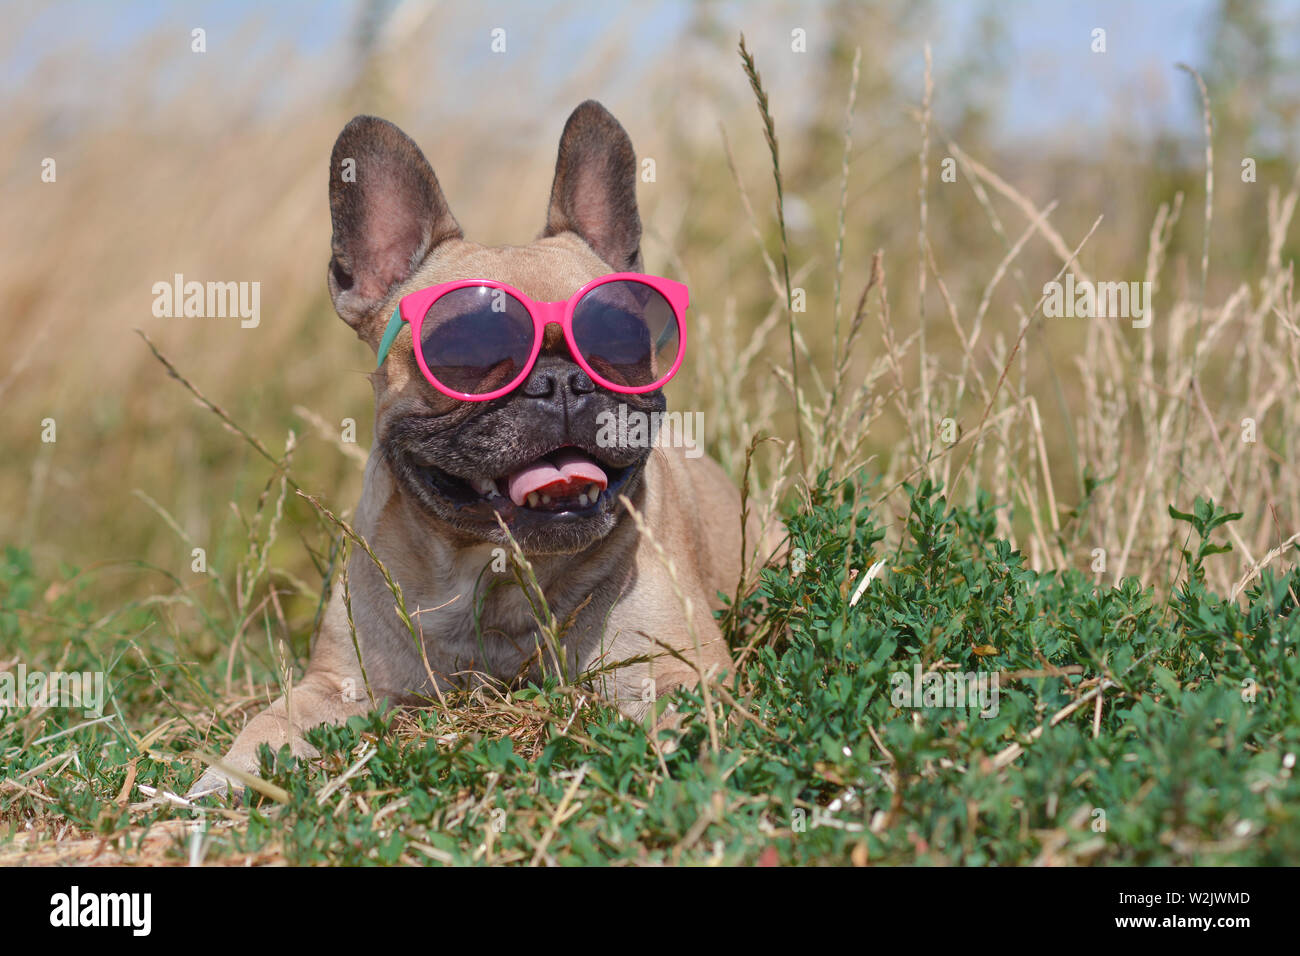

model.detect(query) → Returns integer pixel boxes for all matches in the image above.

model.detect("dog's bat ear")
[327,115,461,339]
[543,100,643,272]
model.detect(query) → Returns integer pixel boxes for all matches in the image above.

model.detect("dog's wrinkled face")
[377,236,667,554]
[325,102,661,554]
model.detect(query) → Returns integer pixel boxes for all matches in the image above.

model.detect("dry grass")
[5,3,1296,600]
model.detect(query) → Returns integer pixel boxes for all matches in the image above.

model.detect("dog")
[189,101,765,799]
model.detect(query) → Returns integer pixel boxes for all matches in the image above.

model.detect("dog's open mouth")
[419,447,635,517]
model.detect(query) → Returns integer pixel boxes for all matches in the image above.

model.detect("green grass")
[4,477,1296,865]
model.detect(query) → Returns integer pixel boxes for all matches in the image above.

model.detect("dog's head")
[326,101,665,555]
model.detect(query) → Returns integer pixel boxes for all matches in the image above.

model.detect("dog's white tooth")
[527,492,539,508]
[587,484,601,499]
[578,493,589,506]
[541,494,551,505]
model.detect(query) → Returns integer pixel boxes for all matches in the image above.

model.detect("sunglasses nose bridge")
[534,300,567,324]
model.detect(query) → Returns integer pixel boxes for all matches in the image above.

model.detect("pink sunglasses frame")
[387,272,689,402]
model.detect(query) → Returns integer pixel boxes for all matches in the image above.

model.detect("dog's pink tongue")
[507,449,608,506]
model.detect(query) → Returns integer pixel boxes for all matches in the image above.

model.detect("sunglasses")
[376,273,688,402]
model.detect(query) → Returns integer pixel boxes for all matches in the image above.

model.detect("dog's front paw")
[185,767,243,805]
[187,672,362,805]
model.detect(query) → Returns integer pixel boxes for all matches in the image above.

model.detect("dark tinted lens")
[571,280,680,389]
[419,286,534,395]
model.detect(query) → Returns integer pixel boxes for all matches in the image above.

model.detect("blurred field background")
[4,0,1300,646]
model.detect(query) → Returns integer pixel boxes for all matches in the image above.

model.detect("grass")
[3,5,1300,865]
[3,480,1297,865]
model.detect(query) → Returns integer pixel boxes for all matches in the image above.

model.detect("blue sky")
[8,0,1294,143]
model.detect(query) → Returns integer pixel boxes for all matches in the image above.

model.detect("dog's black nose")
[520,356,596,400]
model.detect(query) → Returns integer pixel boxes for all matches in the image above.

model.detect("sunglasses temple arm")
[376,307,403,368]
[655,323,675,351]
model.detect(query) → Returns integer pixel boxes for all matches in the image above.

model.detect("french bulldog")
[190,101,765,800]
